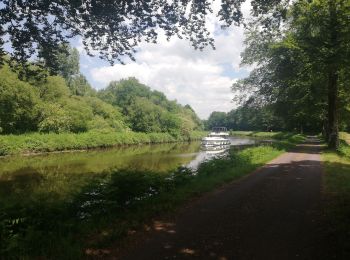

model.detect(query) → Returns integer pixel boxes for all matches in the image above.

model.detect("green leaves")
[99,78,203,134]
[0,65,41,134]
[0,0,292,71]
[232,0,350,135]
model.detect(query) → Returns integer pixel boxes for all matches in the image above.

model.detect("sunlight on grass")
[230,131,305,144]
[0,131,207,156]
[322,133,350,258]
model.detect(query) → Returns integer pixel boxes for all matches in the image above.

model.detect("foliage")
[205,112,228,129]
[126,97,174,133]
[0,55,130,134]
[234,0,350,146]
[0,51,204,137]
[322,136,350,258]
[0,0,288,72]
[98,78,203,134]
[36,76,70,101]
[56,44,96,96]
[38,103,72,133]
[206,105,284,132]
[0,65,41,134]
[56,44,80,80]
[68,74,96,96]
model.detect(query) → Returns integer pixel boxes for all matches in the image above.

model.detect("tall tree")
[206,112,228,129]
[55,44,94,96]
[235,0,350,147]
[56,44,80,81]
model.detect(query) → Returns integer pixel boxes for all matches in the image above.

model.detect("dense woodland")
[0,45,203,137]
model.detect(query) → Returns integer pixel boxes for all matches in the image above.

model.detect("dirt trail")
[120,137,329,260]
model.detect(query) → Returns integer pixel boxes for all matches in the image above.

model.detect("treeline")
[0,45,203,137]
[206,99,348,134]
[205,105,283,132]
[99,79,203,136]
[206,0,350,143]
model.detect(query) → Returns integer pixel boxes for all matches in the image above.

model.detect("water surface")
[0,137,256,201]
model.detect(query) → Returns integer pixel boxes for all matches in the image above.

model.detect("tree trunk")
[327,0,339,149]
[323,120,328,140]
[327,68,339,149]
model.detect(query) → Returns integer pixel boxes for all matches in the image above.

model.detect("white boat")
[202,144,230,155]
[201,127,231,147]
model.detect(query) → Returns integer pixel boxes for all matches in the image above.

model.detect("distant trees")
[205,105,283,132]
[205,112,227,130]
[0,58,203,135]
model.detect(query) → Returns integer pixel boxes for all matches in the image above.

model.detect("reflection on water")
[188,137,257,169]
[0,137,256,200]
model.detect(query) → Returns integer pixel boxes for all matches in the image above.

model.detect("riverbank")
[230,131,305,144]
[322,134,350,258]
[0,131,207,156]
[0,134,304,259]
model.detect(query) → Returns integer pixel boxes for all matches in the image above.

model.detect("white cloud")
[84,1,253,119]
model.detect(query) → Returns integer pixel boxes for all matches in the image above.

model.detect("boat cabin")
[208,127,229,137]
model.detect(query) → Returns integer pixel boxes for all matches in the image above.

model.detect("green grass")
[0,130,207,156]
[0,138,300,259]
[340,132,350,145]
[230,131,306,144]
[322,135,350,258]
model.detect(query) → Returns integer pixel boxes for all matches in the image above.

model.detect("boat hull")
[201,138,231,147]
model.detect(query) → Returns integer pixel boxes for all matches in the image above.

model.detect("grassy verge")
[340,131,350,145]
[0,136,302,259]
[0,130,207,156]
[322,137,350,258]
[231,131,305,144]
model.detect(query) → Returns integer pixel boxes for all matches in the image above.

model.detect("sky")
[75,1,253,119]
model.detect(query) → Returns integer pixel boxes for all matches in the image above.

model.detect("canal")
[0,137,257,200]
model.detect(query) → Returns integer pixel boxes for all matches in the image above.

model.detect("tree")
[38,103,71,133]
[206,112,228,130]
[56,44,80,81]
[68,74,95,96]
[0,65,40,133]
[36,76,70,101]
[98,78,203,134]
[126,97,164,133]
[289,0,350,147]
[55,44,95,96]
[234,0,350,147]
[0,0,287,72]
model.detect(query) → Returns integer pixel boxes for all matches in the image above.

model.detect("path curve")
[120,137,329,260]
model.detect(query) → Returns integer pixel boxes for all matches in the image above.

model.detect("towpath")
[120,137,330,260]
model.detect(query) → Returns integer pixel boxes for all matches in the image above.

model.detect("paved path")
[121,138,329,260]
